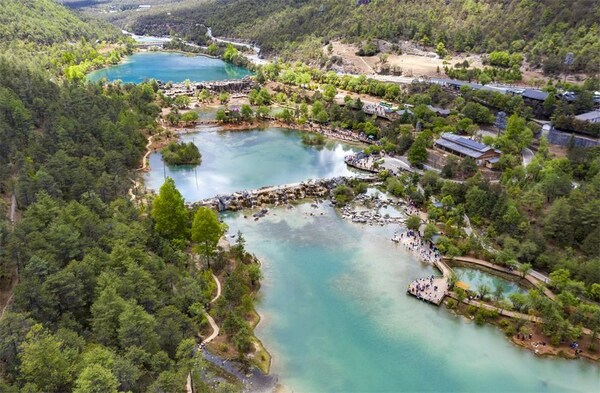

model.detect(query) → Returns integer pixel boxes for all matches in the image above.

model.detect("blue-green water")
[144,127,360,201]
[224,204,599,392]
[86,51,251,83]
[454,267,527,298]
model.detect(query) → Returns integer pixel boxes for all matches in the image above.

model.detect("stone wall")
[547,128,599,148]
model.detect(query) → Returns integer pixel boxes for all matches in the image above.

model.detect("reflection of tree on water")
[456,268,525,299]
[224,62,248,79]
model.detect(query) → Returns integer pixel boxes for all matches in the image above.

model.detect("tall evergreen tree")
[151,178,188,240]
[191,207,224,267]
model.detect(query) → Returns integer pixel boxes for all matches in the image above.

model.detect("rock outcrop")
[191,175,376,212]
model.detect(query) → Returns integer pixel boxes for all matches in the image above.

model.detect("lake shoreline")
[167,118,371,148]
[87,51,251,84]
[111,46,599,390]
[88,41,219,81]
[137,124,600,368]
[447,297,600,363]
[227,192,600,366]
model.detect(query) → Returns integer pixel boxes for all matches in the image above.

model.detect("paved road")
[203,26,539,97]
[206,27,269,66]
[522,147,534,167]
[381,156,413,173]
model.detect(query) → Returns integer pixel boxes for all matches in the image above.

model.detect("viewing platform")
[407,276,448,305]
[406,259,451,306]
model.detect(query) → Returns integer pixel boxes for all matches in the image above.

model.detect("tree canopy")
[134,0,600,74]
[151,178,189,240]
[191,207,225,264]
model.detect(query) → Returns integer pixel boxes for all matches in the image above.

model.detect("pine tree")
[191,207,224,268]
[151,177,188,240]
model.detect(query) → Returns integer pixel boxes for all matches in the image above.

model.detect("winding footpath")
[186,273,222,393]
[0,268,17,319]
[0,195,19,320]
[139,133,156,172]
[202,274,222,344]
[128,132,161,202]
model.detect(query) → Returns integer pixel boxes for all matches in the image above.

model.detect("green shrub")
[161,141,202,165]
[333,184,354,206]
[474,311,486,325]
[467,305,477,316]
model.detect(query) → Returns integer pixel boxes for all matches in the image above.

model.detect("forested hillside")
[0,0,131,78]
[0,0,120,44]
[0,2,239,391]
[132,0,600,74]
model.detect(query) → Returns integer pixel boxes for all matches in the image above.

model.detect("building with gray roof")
[434,133,501,167]
[574,109,600,123]
[522,89,549,102]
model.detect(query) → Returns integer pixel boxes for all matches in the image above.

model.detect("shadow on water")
[201,349,278,393]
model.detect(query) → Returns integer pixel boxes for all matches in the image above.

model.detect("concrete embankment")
[443,256,556,300]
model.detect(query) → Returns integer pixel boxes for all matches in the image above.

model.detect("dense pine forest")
[131,0,600,74]
[0,1,257,392]
[0,0,599,391]
[0,0,132,79]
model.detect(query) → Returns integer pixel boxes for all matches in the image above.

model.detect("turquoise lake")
[454,267,527,298]
[143,127,360,201]
[143,126,600,391]
[86,51,251,83]
[223,204,599,393]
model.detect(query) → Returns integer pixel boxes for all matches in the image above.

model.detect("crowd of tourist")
[344,153,377,172]
[396,229,442,265]
[395,222,448,304]
[407,275,443,303]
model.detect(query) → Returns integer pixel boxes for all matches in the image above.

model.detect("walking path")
[447,292,542,322]
[9,194,16,225]
[399,227,451,305]
[446,292,593,336]
[401,229,557,309]
[186,273,222,393]
[128,130,169,202]
[0,267,18,320]
[202,274,222,344]
[1,195,19,320]
[138,133,156,171]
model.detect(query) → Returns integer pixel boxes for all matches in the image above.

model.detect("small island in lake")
[161,141,202,165]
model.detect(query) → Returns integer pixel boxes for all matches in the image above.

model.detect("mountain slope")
[0,2,213,392]
[0,0,120,45]
[131,0,600,74]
